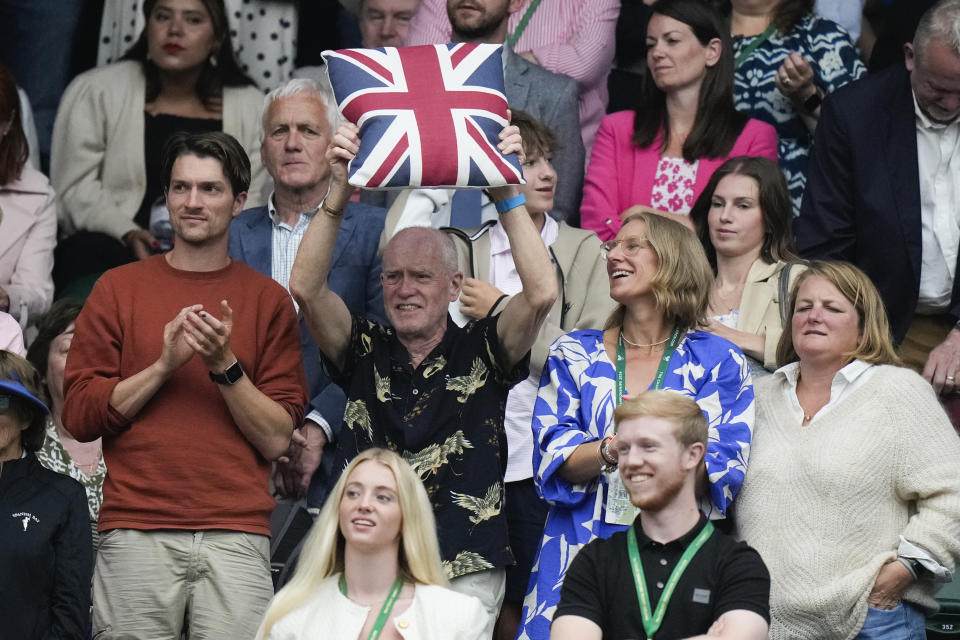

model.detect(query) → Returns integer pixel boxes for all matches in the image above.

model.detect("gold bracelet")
[321,201,344,218]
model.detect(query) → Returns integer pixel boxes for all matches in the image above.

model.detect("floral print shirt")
[36,420,105,527]
[328,314,529,579]
[733,14,865,214]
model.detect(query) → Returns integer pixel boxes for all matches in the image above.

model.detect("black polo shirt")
[555,514,770,639]
[328,314,528,578]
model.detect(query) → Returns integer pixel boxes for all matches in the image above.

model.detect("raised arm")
[488,127,558,369]
[288,124,358,373]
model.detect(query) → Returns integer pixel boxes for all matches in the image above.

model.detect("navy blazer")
[229,201,386,504]
[797,65,959,342]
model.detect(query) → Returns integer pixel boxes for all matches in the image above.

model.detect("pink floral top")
[651,156,699,214]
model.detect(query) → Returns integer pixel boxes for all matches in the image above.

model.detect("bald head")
[385,227,459,275]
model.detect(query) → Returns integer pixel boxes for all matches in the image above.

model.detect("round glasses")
[600,237,649,261]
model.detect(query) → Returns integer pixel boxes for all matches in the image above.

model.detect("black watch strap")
[802,91,822,113]
[209,360,244,385]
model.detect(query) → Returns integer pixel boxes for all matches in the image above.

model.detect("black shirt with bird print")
[328,314,529,578]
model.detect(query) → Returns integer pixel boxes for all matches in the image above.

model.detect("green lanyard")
[616,328,681,405]
[733,23,776,69]
[339,575,404,640]
[627,520,715,639]
[506,0,543,49]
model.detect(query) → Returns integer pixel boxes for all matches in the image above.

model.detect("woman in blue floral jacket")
[516,212,755,640]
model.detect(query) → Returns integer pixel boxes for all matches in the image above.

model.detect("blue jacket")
[229,201,386,505]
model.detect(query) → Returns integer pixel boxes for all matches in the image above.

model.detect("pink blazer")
[581,110,779,241]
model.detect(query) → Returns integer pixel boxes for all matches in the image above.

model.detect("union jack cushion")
[322,43,524,189]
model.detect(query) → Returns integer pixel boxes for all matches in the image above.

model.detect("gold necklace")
[620,332,669,349]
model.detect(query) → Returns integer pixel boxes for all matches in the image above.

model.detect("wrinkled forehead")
[384,229,448,272]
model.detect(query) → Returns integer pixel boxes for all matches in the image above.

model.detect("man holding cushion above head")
[289,119,558,637]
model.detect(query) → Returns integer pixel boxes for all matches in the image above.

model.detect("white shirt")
[268,194,318,313]
[914,92,960,313]
[392,188,499,238]
[487,216,558,482]
[266,574,488,640]
[771,359,876,424]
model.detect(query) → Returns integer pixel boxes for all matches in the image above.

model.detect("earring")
[209,53,218,68]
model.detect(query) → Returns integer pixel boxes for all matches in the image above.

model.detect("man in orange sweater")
[62,132,308,640]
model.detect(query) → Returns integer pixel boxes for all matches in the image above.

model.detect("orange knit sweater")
[63,255,307,535]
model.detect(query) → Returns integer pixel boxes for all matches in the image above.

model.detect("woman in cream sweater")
[51,0,265,292]
[735,260,960,639]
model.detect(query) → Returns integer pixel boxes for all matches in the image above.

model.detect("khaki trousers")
[900,314,954,373]
[449,567,506,640]
[92,529,273,640]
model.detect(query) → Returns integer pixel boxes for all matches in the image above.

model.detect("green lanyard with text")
[627,520,715,639]
[339,575,404,640]
[616,328,681,404]
[733,23,776,69]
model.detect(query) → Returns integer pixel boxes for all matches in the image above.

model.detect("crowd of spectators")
[2,0,960,639]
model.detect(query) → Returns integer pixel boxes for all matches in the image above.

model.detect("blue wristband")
[494,193,526,214]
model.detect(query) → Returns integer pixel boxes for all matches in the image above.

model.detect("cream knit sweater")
[736,365,960,640]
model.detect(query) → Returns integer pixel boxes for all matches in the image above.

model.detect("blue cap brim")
[0,379,49,415]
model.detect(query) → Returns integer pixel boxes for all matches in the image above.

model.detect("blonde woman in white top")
[257,448,488,640]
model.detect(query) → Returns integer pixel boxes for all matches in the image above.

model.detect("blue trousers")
[854,603,926,640]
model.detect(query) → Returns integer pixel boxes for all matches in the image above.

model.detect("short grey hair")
[261,76,341,136]
[914,0,960,59]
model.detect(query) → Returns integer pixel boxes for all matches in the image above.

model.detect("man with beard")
[550,392,769,640]
[382,0,584,231]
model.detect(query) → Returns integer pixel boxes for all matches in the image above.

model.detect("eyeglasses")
[600,237,650,261]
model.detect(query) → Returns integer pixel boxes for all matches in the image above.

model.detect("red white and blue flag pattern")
[322,43,524,189]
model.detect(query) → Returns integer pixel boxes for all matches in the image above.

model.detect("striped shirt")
[268,195,318,313]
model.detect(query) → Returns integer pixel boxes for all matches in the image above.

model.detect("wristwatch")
[802,91,822,114]
[209,360,244,385]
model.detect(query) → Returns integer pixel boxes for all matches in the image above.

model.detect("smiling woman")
[256,448,489,640]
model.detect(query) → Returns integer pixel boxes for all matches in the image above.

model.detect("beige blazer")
[738,258,806,370]
[446,220,615,376]
[51,61,267,241]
